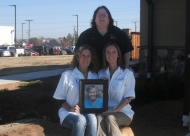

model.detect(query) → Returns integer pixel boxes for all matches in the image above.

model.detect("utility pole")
[25,20,33,44]
[22,23,25,45]
[72,15,78,38]
[132,21,137,32]
[73,26,76,46]
[9,5,16,46]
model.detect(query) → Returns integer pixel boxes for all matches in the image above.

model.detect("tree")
[29,38,43,46]
[65,33,74,48]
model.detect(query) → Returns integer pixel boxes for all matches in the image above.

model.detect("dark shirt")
[75,26,133,66]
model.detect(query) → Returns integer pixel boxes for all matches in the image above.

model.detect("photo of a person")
[84,85,103,108]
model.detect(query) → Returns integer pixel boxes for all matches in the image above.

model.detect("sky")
[0,0,140,39]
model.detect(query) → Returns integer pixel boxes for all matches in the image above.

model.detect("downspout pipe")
[146,0,154,79]
[182,0,190,127]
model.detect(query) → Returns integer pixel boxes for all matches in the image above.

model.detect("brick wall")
[138,47,185,78]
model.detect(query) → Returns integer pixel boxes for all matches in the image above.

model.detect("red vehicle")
[48,46,61,55]
[24,49,39,56]
[24,44,33,49]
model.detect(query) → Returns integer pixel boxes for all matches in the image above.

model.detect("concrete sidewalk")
[0,69,139,86]
[0,61,139,86]
[0,69,66,85]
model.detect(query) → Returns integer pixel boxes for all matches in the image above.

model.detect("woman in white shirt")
[53,45,99,136]
[97,42,135,136]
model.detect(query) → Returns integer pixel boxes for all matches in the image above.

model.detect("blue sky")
[0,0,140,39]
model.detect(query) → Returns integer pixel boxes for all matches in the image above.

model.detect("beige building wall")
[140,0,148,46]
[140,1,190,134]
[140,0,186,47]
[139,0,186,77]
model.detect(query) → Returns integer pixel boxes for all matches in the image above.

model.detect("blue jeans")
[62,113,97,136]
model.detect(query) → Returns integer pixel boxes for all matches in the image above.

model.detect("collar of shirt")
[73,67,97,79]
[105,66,123,79]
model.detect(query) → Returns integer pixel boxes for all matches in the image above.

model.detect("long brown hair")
[102,42,125,69]
[70,44,100,73]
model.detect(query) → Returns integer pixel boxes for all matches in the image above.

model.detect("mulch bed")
[0,76,189,136]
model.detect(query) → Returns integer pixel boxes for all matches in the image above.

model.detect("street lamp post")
[22,23,25,45]
[72,15,78,38]
[25,20,33,44]
[9,5,16,46]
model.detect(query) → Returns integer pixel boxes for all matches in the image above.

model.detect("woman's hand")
[70,105,80,113]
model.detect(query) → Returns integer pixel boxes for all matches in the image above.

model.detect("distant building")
[0,26,14,45]
[122,28,140,60]
[122,28,132,36]
[131,32,140,60]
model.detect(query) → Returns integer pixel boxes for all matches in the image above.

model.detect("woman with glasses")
[75,5,133,69]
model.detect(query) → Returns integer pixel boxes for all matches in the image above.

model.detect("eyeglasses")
[96,13,108,18]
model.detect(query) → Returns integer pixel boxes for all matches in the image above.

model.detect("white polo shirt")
[53,67,98,124]
[98,67,135,120]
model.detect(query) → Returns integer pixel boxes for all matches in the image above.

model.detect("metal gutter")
[146,0,154,79]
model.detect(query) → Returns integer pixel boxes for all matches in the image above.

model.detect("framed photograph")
[79,79,108,113]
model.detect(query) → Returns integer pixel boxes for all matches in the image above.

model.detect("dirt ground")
[0,56,189,136]
[0,83,188,136]
[0,55,73,76]
[131,99,188,136]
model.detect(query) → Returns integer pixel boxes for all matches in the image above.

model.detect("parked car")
[0,47,11,57]
[24,49,39,56]
[32,45,47,55]
[0,46,24,56]
[60,48,74,55]
[60,48,67,55]
[48,46,61,55]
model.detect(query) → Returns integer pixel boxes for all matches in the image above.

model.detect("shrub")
[0,76,60,124]
[134,74,184,107]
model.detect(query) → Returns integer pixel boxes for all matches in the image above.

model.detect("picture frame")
[79,79,108,113]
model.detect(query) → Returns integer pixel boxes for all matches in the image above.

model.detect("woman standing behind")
[97,42,135,136]
[53,45,99,136]
[75,5,133,68]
